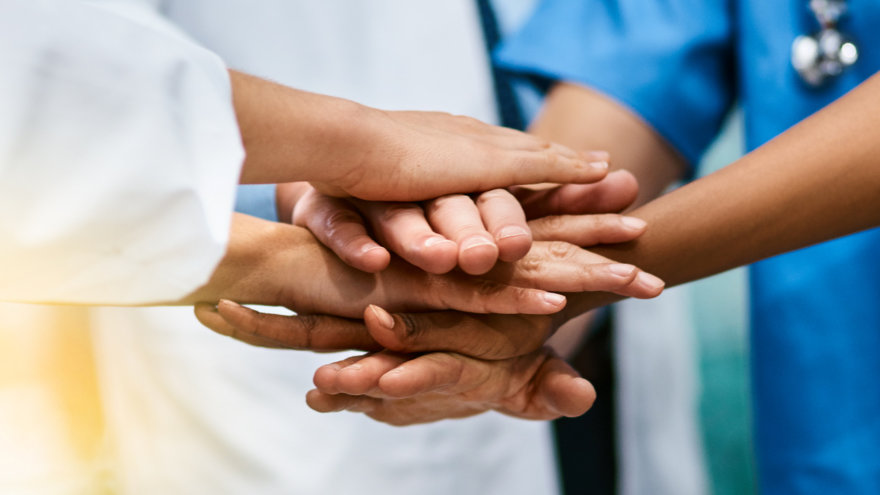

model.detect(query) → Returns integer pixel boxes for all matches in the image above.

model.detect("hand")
[306,347,595,426]
[309,110,612,201]
[185,214,574,319]
[193,303,594,425]
[193,212,665,352]
[232,73,612,200]
[277,170,641,274]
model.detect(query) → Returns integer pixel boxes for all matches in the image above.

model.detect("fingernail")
[359,243,384,255]
[461,236,495,251]
[496,226,530,240]
[583,150,610,162]
[369,305,395,329]
[218,299,243,310]
[620,217,647,230]
[543,292,566,307]
[608,264,636,277]
[424,236,454,248]
[636,272,665,291]
[588,161,609,171]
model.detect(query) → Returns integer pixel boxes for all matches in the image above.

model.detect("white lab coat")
[0,0,242,304]
[92,1,559,494]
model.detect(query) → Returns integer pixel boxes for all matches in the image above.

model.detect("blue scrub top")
[497,1,880,493]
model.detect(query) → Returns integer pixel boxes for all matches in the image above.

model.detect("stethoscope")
[791,0,859,87]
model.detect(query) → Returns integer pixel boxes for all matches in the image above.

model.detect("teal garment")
[496,1,880,493]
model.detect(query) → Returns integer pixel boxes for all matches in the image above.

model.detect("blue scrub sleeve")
[234,184,278,222]
[495,0,736,170]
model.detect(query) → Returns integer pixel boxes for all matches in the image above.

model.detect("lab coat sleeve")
[495,0,736,170]
[0,0,244,305]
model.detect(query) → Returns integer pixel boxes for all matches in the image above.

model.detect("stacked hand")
[191,75,666,425]
[195,162,664,425]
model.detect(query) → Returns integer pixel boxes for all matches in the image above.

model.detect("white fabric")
[93,1,558,494]
[0,0,242,304]
[615,287,709,495]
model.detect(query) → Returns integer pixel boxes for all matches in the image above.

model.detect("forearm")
[231,71,379,185]
[563,72,880,319]
[182,213,315,305]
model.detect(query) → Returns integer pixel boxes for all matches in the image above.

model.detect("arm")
[301,72,880,426]
[231,73,612,200]
[564,71,880,318]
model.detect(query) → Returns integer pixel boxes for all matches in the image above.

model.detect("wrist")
[184,214,312,305]
[233,70,383,185]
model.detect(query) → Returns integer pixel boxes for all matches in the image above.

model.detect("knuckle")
[295,314,319,348]
[397,313,423,344]
[427,194,468,215]
[516,254,543,275]
[322,207,363,231]
[377,203,420,224]
[476,188,512,206]
[546,240,578,260]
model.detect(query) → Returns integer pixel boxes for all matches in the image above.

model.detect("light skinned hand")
[306,346,595,426]
[233,73,612,200]
[277,170,641,274]
[308,110,612,201]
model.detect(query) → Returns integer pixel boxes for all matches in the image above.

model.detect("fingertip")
[193,302,232,336]
[634,271,665,298]
[412,236,458,274]
[545,375,596,418]
[620,216,647,232]
[350,244,391,273]
[495,226,532,262]
[540,292,567,313]
[305,389,340,413]
[458,236,499,275]
[216,299,252,323]
[363,307,405,351]
[336,365,374,395]
[582,150,610,163]
[312,363,343,393]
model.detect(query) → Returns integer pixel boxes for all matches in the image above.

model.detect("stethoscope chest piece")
[791,0,859,87]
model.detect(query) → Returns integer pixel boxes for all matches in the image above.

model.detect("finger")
[313,354,370,395]
[512,169,639,218]
[528,214,647,245]
[364,305,551,359]
[197,300,381,351]
[533,354,596,418]
[488,242,665,299]
[475,189,532,262]
[293,191,390,272]
[496,146,610,189]
[194,303,301,349]
[377,352,474,398]
[335,351,411,396]
[425,194,499,275]
[306,389,381,414]
[419,269,569,315]
[356,201,458,274]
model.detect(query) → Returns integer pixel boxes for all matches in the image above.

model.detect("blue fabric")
[497,1,880,493]
[234,184,278,221]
